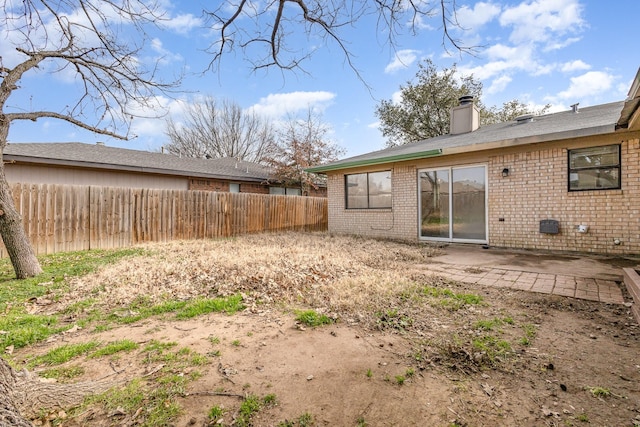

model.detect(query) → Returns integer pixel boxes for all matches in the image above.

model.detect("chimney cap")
[458,95,475,105]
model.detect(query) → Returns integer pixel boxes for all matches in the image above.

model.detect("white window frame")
[417,164,488,244]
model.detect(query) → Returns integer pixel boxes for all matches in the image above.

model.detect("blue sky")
[4,0,639,158]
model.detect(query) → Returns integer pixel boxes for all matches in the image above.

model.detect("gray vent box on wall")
[540,219,560,234]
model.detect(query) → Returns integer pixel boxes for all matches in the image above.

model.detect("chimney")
[450,96,480,135]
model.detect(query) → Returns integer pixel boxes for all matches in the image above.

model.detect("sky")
[3,0,639,159]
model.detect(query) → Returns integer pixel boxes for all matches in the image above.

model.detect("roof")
[4,142,273,182]
[307,100,627,173]
[617,67,640,131]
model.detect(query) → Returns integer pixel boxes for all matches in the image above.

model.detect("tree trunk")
[0,358,33,427]
[0,357,123,426]
[0,153,42,279]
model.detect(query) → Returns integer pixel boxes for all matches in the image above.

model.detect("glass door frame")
[417,164,488,244]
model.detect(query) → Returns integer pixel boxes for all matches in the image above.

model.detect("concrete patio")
[423,244,640,305]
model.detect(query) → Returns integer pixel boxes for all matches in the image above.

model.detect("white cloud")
[367,121,380,129]
[531,63,555,76]
[151,38,164,52]
[128,96,186,139]
[149,38,183,65]
[249,91,336,118]
[543,36,581,52]
[486,75,513,94]
[391,90,403,105]
[499,0,585,47]
[460,60,517,81]
[384,50,420,74]
[561,60,591,73]
[485,43,531,62]
[456,2,501,30]
[454,0,590,95]
[618,82,632,97]
[557,71,614,100]
[460,44,546,80]
[160,13,204,34]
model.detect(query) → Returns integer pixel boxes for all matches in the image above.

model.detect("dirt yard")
[11,233,640,427]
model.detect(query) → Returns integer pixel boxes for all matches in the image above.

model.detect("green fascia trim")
[306,148,443,173]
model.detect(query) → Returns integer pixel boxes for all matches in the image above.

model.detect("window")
[269,187,285,195]
[568,145,620,191]
[229,183,240,193]
[269,187,302,196]
[345,171,392,209]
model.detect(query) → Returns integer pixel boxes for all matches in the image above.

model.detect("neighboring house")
[3,142,326,197]
[308,69,640,255]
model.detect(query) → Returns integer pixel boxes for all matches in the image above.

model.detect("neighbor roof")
[307,101,626,173]
[4,142,273,182]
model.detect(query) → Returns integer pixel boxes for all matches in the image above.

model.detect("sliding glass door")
[419,165,487,243]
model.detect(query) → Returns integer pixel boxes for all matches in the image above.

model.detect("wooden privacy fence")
[0,183,328,257]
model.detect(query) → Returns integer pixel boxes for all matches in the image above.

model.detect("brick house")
[308,69,640,255]
[4,142,326,197]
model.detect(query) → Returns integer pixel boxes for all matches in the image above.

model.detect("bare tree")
[266,109,344,194]
[204,1,469,76]
[0,0,177,278]
[164,97,277,163]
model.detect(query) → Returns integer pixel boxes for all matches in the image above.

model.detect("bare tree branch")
[0,0,181,280]
[205,0,474,82]
[5,112,127,140]
[1,0,179,145]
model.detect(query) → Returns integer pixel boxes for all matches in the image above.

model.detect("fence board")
[0,184,326,257]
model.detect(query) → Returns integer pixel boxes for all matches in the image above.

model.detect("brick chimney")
[450,95,480,135]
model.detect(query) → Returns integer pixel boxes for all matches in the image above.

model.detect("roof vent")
[96,141,105,146]
[515,114,534,124]
[571,103,579,113]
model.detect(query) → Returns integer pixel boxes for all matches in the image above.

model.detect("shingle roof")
[4,142,273,182]
[308,101,626,173]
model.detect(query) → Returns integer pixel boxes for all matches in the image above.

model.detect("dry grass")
[58,232,442,326]
[56,233,514,373]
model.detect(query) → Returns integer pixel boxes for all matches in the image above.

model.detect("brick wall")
[326,134,640,255]
[326,165,417,240]
[189,179,230,192]
[308,187,327,197]
[488,136,640,254]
